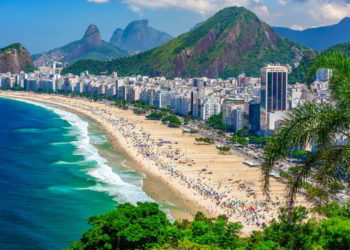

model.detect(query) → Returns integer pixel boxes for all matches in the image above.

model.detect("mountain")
[110,20,173,52]
[64,7,312,79]
[325,42,350,57]
[0,43,35,74]
[289,41,350,84]
[33,24,128,66]
[274,17,350,51]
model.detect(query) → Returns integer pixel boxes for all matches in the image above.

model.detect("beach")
[0,91,311,233]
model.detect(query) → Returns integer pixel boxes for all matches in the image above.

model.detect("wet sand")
[0,91,312,234]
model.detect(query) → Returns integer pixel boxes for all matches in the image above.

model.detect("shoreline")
[1,93,202,221]
[0,91,311,234]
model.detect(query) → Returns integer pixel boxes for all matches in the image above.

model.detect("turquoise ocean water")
[0,97,152,249]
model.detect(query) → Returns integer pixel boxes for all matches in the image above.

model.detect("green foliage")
[133,101,154,110]
[147,112,164,120]
[70,203,350,250]
[63,7,309,79]
[162,115,182,127]
[312,202,350,219]
[69,203,170,250]
[216,146,231,153]
[289,50,316,84]
[0,43,22,52]
[206,113,227,131]
[231,136,248,146]
[114,99,129,109]
[291,150,309,159]
[261,52,350,220]
[133,109,147,115]
[195,137,214,144]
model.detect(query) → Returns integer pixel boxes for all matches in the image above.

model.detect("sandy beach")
[0,91,311,234]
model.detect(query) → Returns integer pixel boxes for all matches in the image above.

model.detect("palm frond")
[307,52,350,85]
[261,102,344,196]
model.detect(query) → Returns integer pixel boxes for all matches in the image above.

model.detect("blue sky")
[1,0,350,54]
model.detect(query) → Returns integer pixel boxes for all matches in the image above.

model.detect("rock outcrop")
[0,43,35,74]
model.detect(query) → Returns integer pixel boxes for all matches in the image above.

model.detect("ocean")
[0,97,152,249]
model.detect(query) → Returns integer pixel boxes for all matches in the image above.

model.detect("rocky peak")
[339,17,350,25]
[0,43,35,74]
[82,24,102,48]
[127,20,149,31]
[110,28,124,46]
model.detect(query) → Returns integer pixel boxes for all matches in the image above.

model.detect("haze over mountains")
[274,17,350,51]
[33,24,127,66]
[64,7,312,79]
[110,20,173,53]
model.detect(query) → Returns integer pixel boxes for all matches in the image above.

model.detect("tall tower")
[260,65,288,130]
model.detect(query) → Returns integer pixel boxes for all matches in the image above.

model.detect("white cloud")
[278,0,287,6]
[290,24,305,30]
[306,0,350,25]
[86,0,261,15]
[254,5,269,17]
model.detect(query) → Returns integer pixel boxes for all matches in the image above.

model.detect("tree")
[162,115,182,127]
[216,146,231,154]
[69,203,171,250]
[261,52,350,222]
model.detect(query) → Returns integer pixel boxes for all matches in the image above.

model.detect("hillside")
[274,17,350,51]
[33,24,127,66]
[110,20,173,52]
[64,7,312,78]
[289,42,350,83]
[325,42,350,56]
[0,43,35,74]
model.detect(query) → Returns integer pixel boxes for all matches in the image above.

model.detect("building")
[200,97,221,120]
[153,91,173,109]
[316,68,332,82]
[260,65,288,132]
[248,100,260,133]
[222,99,245,131]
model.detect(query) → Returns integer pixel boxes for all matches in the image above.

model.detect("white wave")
[51,141,71,146]
[18,99,154,204]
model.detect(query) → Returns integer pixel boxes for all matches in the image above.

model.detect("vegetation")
[133,109,147,115]
[162,115,182,127]
[206,113,227,131]
[63,7,309,79]
[114,99,129,109]
[69,202,350,250]
[289,42,350,84]
[0,43,23,52]
[261,52,350,221]
[289,50,316,84]
[291,150,309,159]
[216,146,231,154]
[195,137,214,144]
[146,112,164,120]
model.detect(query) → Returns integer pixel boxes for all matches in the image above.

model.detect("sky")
[1,0,350,54]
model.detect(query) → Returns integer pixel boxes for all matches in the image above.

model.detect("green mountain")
[325,42,350,56]
[289,42,350,83]
[33,24,127,66]
[274,17,350,51]
[0,43,35,74]
[110,20,173,52]
[64,7,312,78]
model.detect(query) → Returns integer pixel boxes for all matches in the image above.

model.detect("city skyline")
[1,0,350,54]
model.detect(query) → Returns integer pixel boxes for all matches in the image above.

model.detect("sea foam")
[18,99,153,204]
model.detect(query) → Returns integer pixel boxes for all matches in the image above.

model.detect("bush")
[195,137,214,144]
[162,115,182,127]
[69,203,350,250]
[147,112,163,120]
